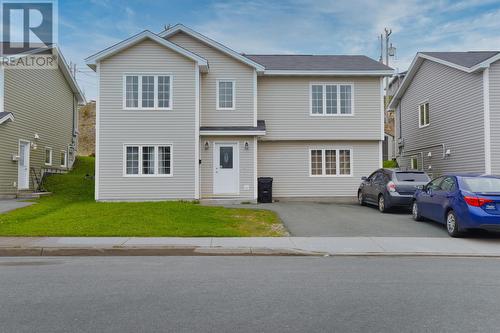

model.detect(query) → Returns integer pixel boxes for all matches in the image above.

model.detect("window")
[427,177,444,191]
[310,84,353,116]
[44,147,52,166]
[310,148,352,176]
[123,74,172,110]
[440,177,456,192]
[60,150,67,168]
[410,157,418,170]
[124,145,172,176]
[217,80,235,110]
[419,102,430,127]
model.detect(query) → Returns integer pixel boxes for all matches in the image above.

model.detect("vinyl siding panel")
[167,32,255,127]
[258,140,380,197]
[200,136,255,198]
[398,60,485,175]
[490,60,500,174]
[98,39,197,200]
[257,76,382,140]
[0,67,75,196]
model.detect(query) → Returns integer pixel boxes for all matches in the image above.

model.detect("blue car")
[412,174,500,237]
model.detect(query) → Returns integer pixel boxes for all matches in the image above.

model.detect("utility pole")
[379,28,396,130]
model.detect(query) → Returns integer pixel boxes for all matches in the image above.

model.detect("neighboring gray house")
[389,51,500,177]
[86,25,392,202]
[0,47,85,198]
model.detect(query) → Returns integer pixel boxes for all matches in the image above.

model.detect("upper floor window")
[310,148,352,176]
[310,83,353,116]
[217,80,235,110]
[124,74,172,110]
[419,102,429,128]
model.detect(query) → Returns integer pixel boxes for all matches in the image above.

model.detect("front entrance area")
[213,142,239,195]
[18,140,30,190]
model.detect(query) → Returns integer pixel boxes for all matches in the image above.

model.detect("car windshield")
[461,177,500,194]
[395,172,429,182]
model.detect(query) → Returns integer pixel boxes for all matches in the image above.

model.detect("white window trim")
[308,148,353,177]
[309,82,355,117]
[60,150,67,168]
[410,156,419,170]
[216,79,236,111]
[122,144,173,177]
[122,73,173,111]
[418,101,430,128]
[44,147,52,166]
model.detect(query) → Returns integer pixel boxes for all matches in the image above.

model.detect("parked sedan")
[412,174,500,237]
[358,169,431,213]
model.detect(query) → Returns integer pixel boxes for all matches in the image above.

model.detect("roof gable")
[158,24,265,72]
[85,30,208,71]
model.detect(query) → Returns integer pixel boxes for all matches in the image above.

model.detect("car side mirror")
[361,176,368,181]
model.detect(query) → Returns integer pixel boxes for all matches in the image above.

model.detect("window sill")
[123,108,173,111]
[309,174,353,178]
[216,108,236,111]
[309,113,354,117]
[418,124,430,129]
[123,174,173,178]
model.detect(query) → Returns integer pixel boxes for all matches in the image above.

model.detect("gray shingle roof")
[242,54,392,71]
[0,112,14,124]
[200,120,266,132]
[421,51,500,68]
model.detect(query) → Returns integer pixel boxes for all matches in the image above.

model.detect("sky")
[55,0,500,100]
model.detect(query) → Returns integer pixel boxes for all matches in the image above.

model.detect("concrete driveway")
[0,200,33,214]
[246,202,450,237]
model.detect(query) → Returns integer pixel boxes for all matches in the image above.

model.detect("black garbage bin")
[258,177,273,203]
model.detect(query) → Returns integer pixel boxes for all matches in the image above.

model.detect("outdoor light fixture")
[34,133,40,140]
[244,142,249,150]
[427,152,432,158]
[204,141,209,150]
[445,149,451,156]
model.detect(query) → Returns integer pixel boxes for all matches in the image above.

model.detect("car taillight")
[463,196,493,207]
[387,181,397,193]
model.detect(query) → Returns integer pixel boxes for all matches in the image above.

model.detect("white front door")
[18,141,30,190]
[213,143,239,195]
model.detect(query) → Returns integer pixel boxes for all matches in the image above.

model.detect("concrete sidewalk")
[1,237,500,257]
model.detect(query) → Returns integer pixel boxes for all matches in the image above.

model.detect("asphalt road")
[2,256,500,333]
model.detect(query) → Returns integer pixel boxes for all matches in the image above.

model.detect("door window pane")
[142,75,154,108]
[311,150,323,175]
[158,146,171,175]
[142,146,155,175]
[126,146,139,175]
[219,147,233,169]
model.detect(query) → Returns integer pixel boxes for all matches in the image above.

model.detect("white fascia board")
[0,113,14,124]
[200,130,266,136]
[263,70,394,76]
[54,47,86,104]
[85,30,208,70]
[159,24,265,72]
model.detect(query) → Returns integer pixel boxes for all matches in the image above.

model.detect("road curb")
[0,246,325,257]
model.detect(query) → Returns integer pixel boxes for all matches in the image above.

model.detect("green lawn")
[0,157,286,237]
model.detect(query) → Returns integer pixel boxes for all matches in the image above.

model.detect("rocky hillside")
[78,101,96,156]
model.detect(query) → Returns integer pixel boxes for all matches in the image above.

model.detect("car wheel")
[378,195,388,213]
[358,191,366,206]
[446,210,462,237]
[412,201,423,221]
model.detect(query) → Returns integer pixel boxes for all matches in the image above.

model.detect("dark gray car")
[358,169,431,213]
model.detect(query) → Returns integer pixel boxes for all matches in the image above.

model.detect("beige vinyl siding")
[257,76,382,141]
[167,32,255,127]
[98,39,197,201]
[258,140,379,197]
[490,60,500,174]
[200,136,255,198]
[0,68,76,196]
[397,59,485,175]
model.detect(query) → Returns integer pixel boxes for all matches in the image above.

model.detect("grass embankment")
[0,157,285,237]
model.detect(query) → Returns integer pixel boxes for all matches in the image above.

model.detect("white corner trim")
[95,62,101,201]
[159,24,265,72]
[380,77,384,141]
[0,67,4,114]
[379,141,383,168]
[253,137,258,200]
[253,71,257,127]
[85,30,208,69]
[195,64,200,199]
[483,68,492,174]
